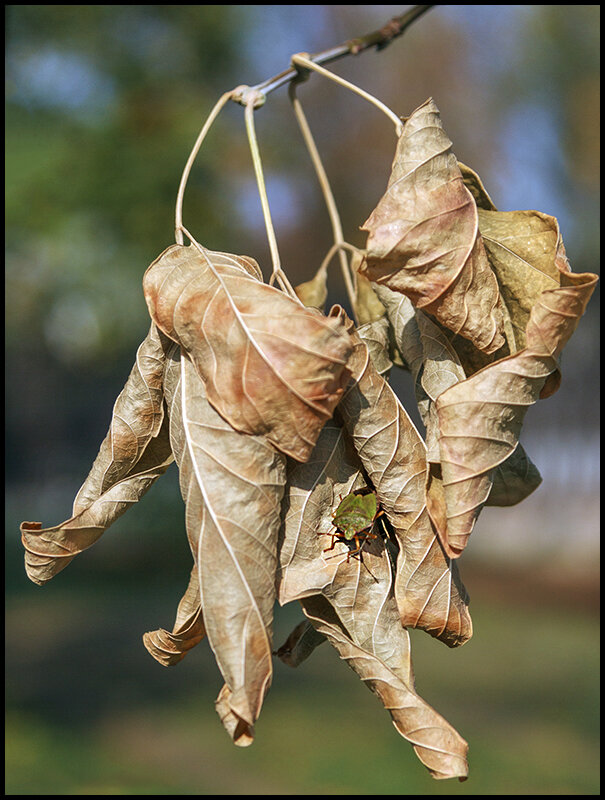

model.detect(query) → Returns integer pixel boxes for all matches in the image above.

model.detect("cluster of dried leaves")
[21,99,597,781]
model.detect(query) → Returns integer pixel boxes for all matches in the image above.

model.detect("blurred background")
[5,5,599,794]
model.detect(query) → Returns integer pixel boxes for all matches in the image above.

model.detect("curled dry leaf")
[21,324,174,585]
[162,345,286,745]
[143,564,206,666]
[486,445,542,507]
[294,265,328,310]
[279,421,407,676]
[300,594,469,781]
[478,208,582,359]
[143,243,353,463]
[375,283,542,507]
[458,161,497,212]
[356,315,393,377]
[277,423,468,778]
[360,98,504,355]
[277,420,371,605]
[274,619,326,668]
[276,416,411,672]
[331,306,472,647]
[433,265,598,558]
[350,247,387,326]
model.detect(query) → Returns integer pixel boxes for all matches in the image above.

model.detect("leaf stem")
[290,53,403,137]
[175,90,234,245]
[242,90,300,301]
[289,82,357,312]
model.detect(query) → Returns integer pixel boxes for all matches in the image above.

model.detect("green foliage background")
[6,5,599,795]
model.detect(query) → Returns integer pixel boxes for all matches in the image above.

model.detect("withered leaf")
[278,417,414,681]
[458,161,497,211]
[433,266,598,558]
[277,420,369,605]
[300,594,469,781]
[332,306,472,647]
[163,345,286,745]
[143,565,206,666]
[21,324,174,585]
[274,619,326,668]
[294,265,328,310]
[351,248,387,326]
[478,207,580,357]
[356,315,393,376]
[486,444,542,507]
[278,421,467,778]
[360,98,505,355]
[143,243,353,463]
[375,283,542,506]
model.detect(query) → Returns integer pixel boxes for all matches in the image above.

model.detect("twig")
[239,5,435,101]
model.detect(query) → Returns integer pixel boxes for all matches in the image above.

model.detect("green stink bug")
[323,489,385,563]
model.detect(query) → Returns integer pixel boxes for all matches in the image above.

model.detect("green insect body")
[323,490,384,562]
[332,491,378,540]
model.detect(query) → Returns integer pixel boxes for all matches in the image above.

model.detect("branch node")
[231,85,266,109]
[377,18,405,50]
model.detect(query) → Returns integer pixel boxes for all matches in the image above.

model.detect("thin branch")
[242,89,300,301]
[290,53,403,136]
[289,83,357,311]
[238,5,435,101]
[175,90,234,245]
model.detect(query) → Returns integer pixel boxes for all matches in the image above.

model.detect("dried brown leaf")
[143,243,353,462]
[294,267,328,310]
[351,248,387,326]
[163,346,286,745]
[433,267,598,557]
[356,315,393,376]
[300,594,469,781]
[143,565,206,666]
[21,324,174,585]
[277,415,415,680]
[486,444,542,507]
[332,306,472,647]
[361,98,504,354]
[478,208,577,356]
[277,420,368,604]
[274,619,326,667]
[458,161,497,211]
[375,283,542,507]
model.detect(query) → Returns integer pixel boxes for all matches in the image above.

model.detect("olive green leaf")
[143,243,353,463]
[360,98,505,355]
[21,324,175,585]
